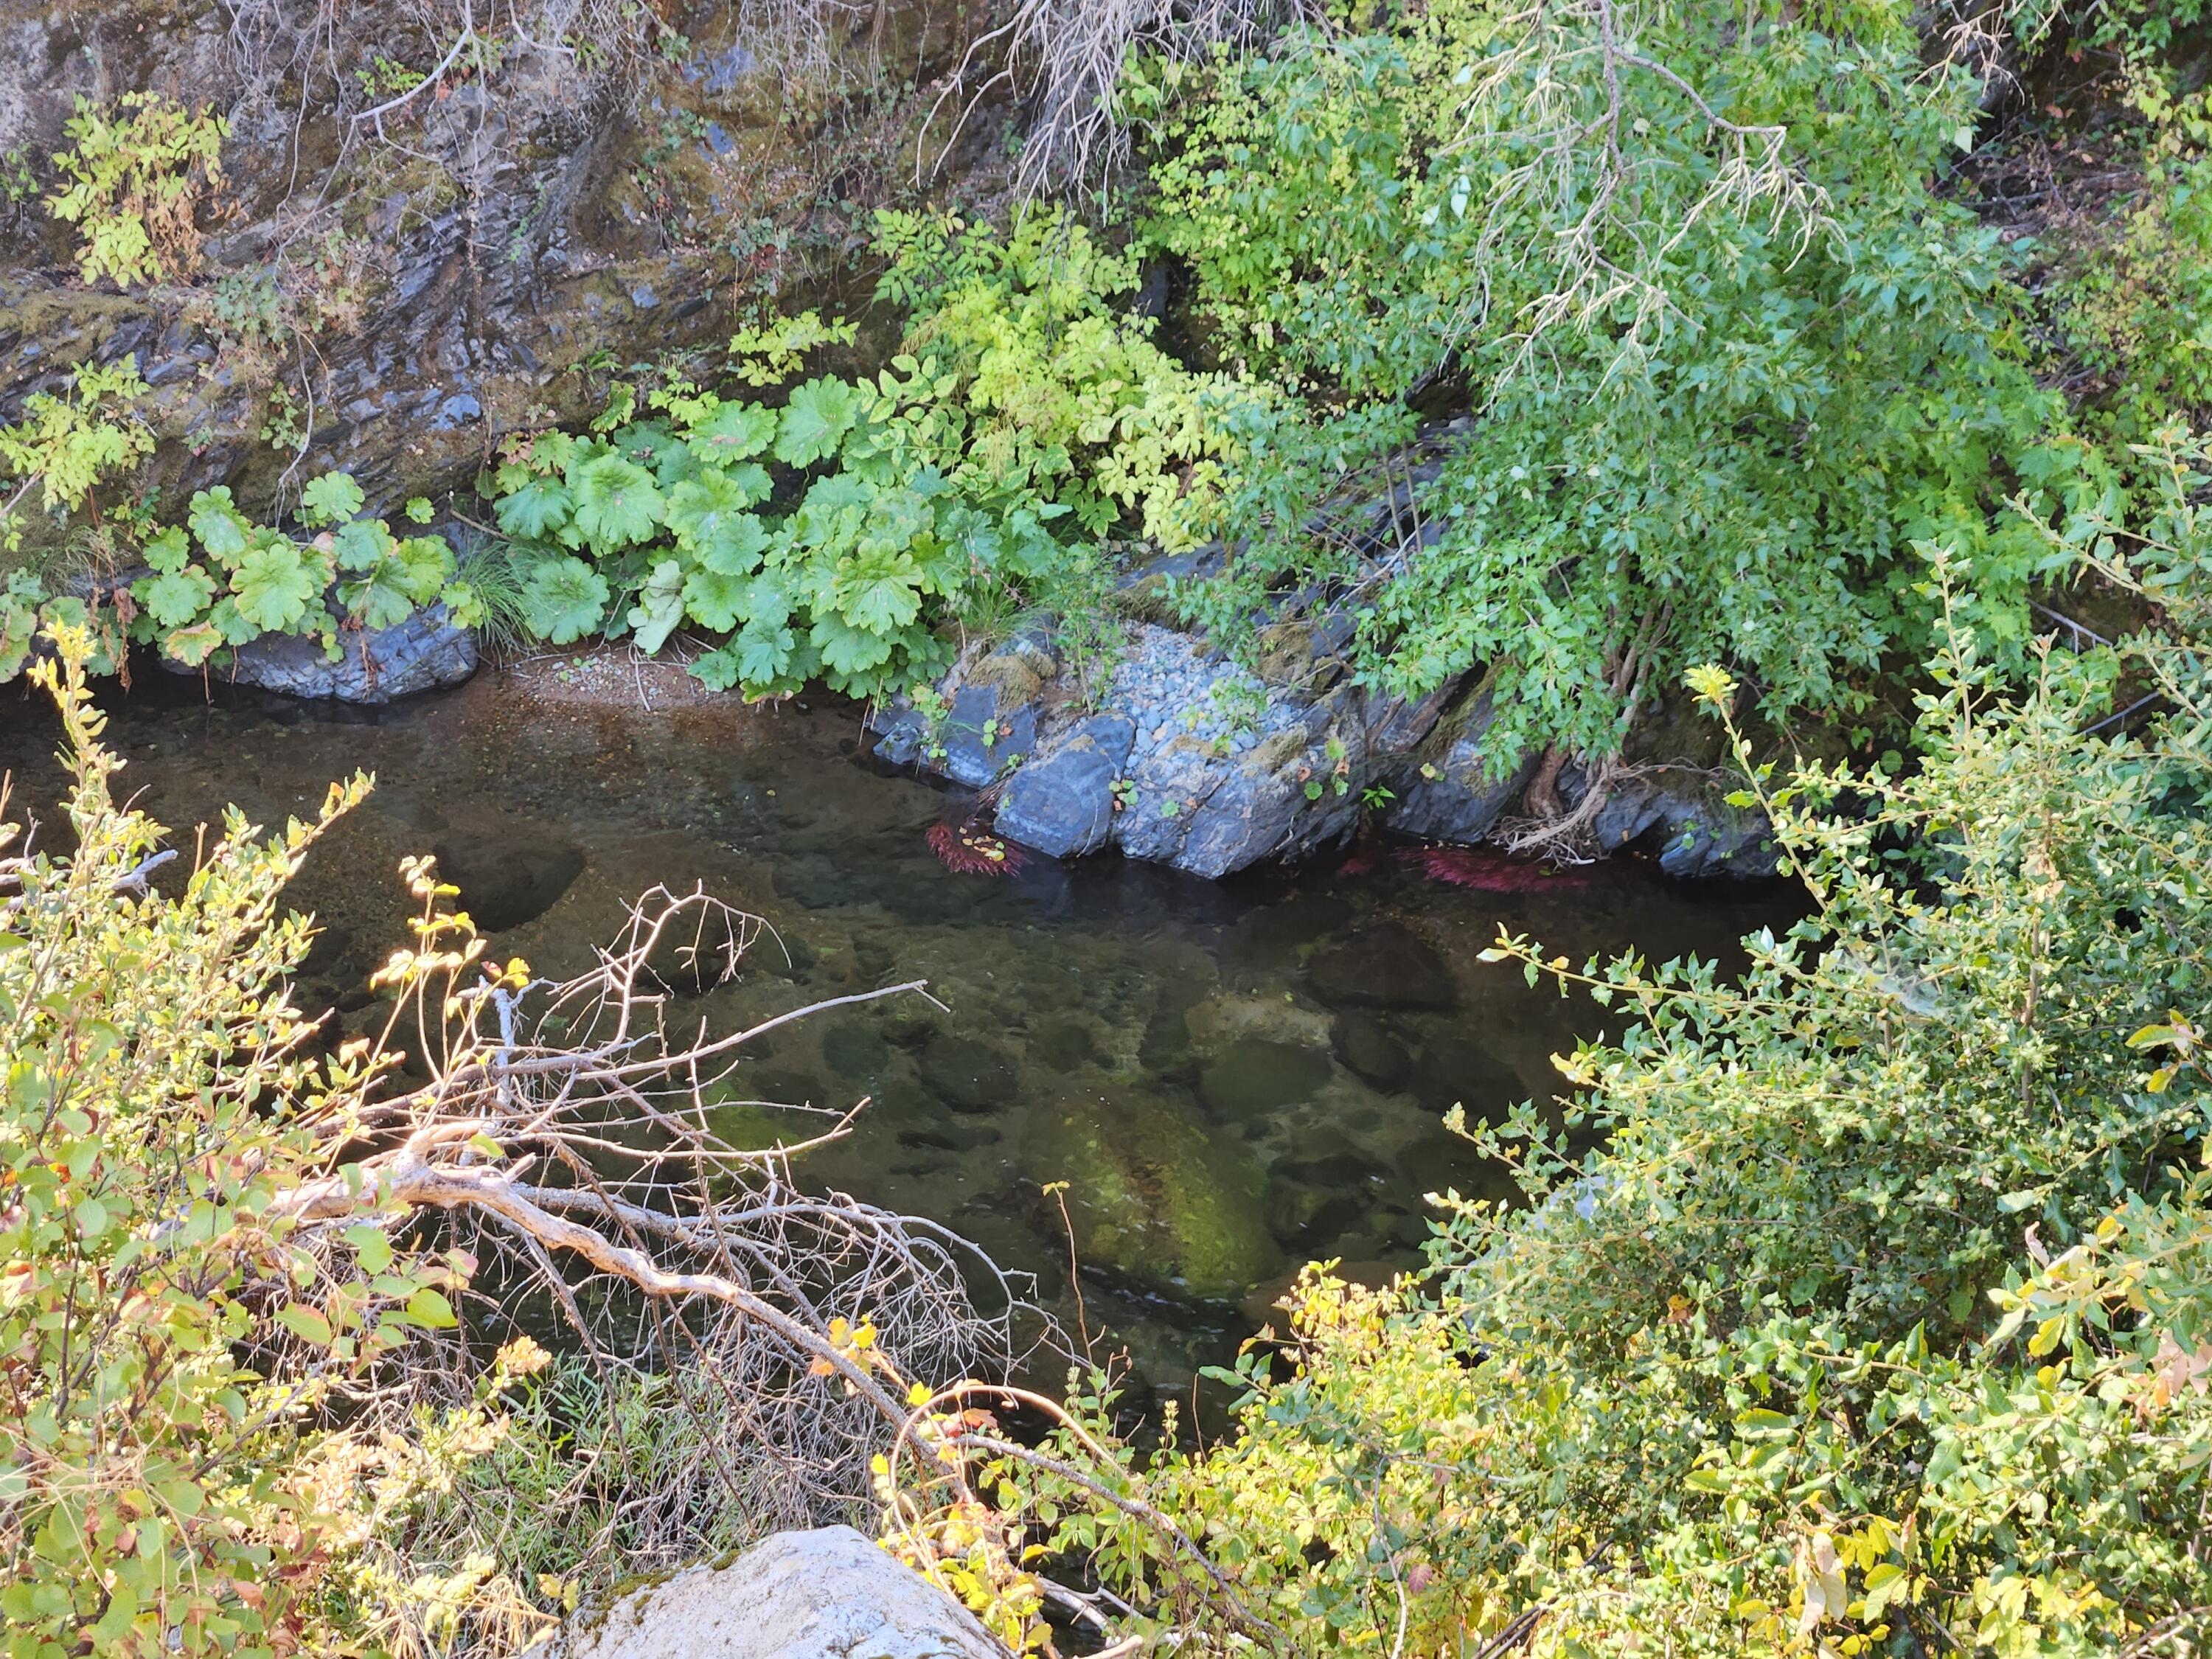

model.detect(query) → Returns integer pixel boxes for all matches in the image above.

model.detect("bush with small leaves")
[888,437,2212,1655]
[46,92,227,288]
[1138,0,2054,769]
[0,638,535,1657]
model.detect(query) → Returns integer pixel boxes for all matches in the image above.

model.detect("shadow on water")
[0,662,1806,1402]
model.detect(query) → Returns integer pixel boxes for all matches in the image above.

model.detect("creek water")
[0,663,1800,1398]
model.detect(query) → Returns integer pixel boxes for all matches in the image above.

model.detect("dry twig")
[268,874,1041,1552]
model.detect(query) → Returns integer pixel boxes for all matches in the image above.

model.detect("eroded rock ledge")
[870,608,1779,883]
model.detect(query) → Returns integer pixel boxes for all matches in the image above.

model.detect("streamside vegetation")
[7,0,2212,1654]
[885,446,2212,1652]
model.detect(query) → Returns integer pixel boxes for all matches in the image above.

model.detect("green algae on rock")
[1028,1083,1279,1304]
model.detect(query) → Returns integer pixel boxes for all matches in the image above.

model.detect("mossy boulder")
[1027,1084,1278,1302]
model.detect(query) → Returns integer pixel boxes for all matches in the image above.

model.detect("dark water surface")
[0,665,1800,1394]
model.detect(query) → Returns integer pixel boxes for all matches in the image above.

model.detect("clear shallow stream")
[0,664,1799,1398]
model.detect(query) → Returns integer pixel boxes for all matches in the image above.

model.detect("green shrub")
[0,357,477,684]
[874,207,1267,554]
[46,92,227,288]
[1138,0,2055,766]
[0,641,531,1657]
[888,433,2212,1655]
[2053,117,2212,461]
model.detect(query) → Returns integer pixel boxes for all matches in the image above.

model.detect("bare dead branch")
[928,0,1313,195]
[248,873,1045,1581]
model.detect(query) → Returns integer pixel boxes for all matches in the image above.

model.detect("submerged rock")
[1182,991,1335,1052]
[161,602,476,704]
[918,1032,1020,1114]
[1307,924,1457,1011]
[430,826,585,932]
[1408,1036,1528,1120]
[1331,1012,1415,1092]
[541,1526,1003,1659]
[1027,1085,1277,1302]
[1198,1037,1334,1119]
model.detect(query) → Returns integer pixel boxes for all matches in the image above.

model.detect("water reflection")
[0,664,1801,1396]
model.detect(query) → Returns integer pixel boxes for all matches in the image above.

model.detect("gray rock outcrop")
[993,713,1133,857]
[1378,670,1537,844]
[869,608,1779,882]
[540,1526,1006,1659]
[160,602,476,703]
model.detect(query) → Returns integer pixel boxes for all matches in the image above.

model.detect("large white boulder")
[543,1526,1006,1659]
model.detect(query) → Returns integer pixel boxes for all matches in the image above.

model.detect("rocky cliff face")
[0,0,988,518]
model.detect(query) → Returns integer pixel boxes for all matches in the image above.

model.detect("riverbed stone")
[938,684,1037,787]
[1330,1012,1415,1091]
[1027,1084,1277,1301]
[1227,894,1354,957]
[430,827,585,932]
[1198,1038,1334,1119]
[1183,991,1335,1052]
[992,714,1133,858]
[1307,924,1457,1011]
[1265,1176,1367,1248]
[919,1032,1020,1114]
[163,602,476,703]
[1026,1015,1099,1071]
[1408,1035,1528,1120]
[1382,669,1537,843]
[542,1526,1003,1659]
[897,1121,1001,1154]
[823,1023,894,1081]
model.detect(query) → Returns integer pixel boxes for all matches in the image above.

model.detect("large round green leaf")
[229,543,319,632]
[518,554,611,644]
[567,454,666,552]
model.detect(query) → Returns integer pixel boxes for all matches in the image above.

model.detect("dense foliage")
[893,439,2212,1652]
[1138,0,2059,762]
[485,210,1266,699]
[0,353,479,686]
[1,459,478,685]
[0,643,535,1657]
[19,0,2212,1652]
